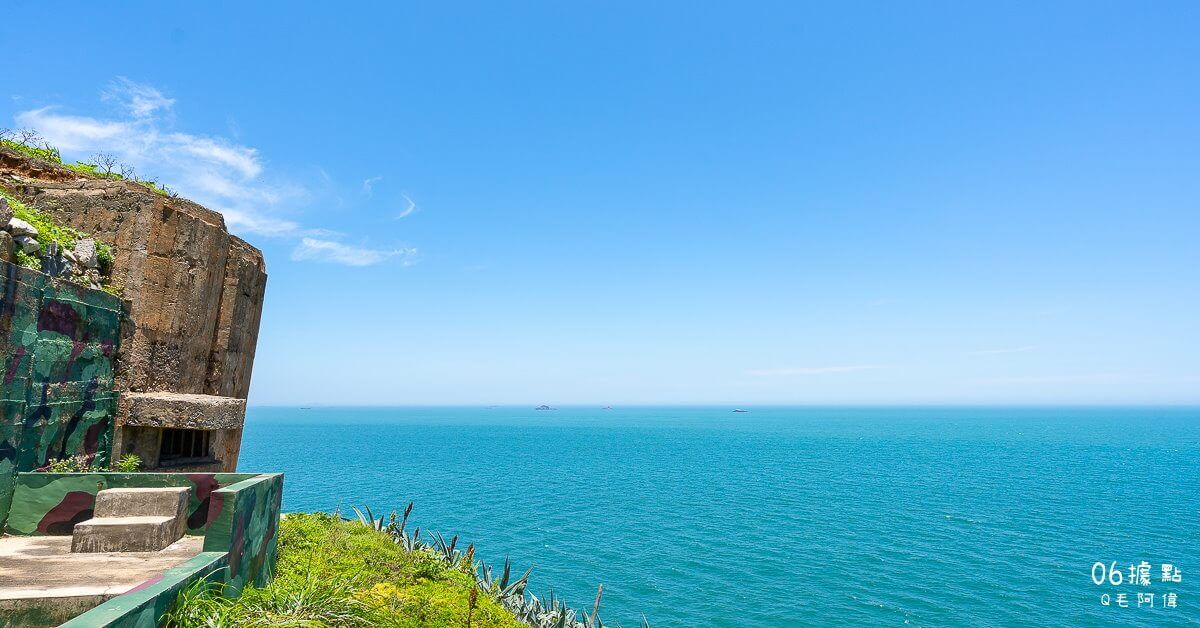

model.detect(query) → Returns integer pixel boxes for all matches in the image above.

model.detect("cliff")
[0,147,266,400]
[0,145,265,471]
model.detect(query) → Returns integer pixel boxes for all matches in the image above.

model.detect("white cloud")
[14,108,126,151]
[12,78,420,267]
[290,238,417,266]
[747,365,885,376]
[396,194,417,219]
[218,207,302,237]
[168,133,261,178]
[102,77,175,118]
[362,176,383,196]
[968,346,1037,356]
[15,83,295,238]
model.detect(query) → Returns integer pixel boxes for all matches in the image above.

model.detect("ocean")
[239,406,1199,626]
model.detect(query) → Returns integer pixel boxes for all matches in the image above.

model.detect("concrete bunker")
[114,392,247,472]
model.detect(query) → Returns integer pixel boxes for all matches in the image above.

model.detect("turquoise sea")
[239,407,1199,626]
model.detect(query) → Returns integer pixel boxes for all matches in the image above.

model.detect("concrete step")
[94,487,189,519]
[71,516,179,553]
[71,487,192,553]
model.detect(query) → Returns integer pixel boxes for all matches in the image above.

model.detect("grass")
[163,513,525,627]
[1,137,62,163]
[63,160,175,196]
[2,132,176,197]
[0,185,116,282]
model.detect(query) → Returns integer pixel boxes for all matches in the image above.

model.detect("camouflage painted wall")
[59,552,230,628]
[4,471,257,536]
[47,472,283,627]
[0,261,122,526]
[202,473,283,593]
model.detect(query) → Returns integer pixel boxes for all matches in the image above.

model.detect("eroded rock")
[13,234,39,254]
[0,231,13,264]
[73,237,98,269]
[7,217,37,237]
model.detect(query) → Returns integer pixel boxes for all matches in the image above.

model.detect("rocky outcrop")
[0,146,265,472]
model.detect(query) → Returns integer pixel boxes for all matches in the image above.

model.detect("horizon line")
[246,402,1200,408]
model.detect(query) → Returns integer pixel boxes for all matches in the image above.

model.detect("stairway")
[71,487,190,553]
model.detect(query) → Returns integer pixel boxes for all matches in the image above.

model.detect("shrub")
[112,453,141,472]
[164,512,526,628]
[39,453,141,473]
[14,250,41,271]
[0,186,118,287]
[165,508,627,628]
[45,455,90,473]
[0,128,62,164]
[2,130,179,199]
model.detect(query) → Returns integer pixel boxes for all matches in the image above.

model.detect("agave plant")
[432,531,459,563]
[350,503,638,628]
[350,505,387,531]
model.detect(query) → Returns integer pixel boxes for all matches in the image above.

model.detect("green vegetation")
[63,160,174,196]
[0,136,62,163]
[100,277,125,297]
[3,188,84,252]
[43,456,88,473]
[112,453,142,472]
[0,185,117,288]
[166,506,626,627]
[40,453,140,473]
[63,161,116,179]
[165,512,526,627]
[14,249,41,271]
[1,128,177,197]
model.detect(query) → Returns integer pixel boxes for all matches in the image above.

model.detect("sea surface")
[239,406,1199,626]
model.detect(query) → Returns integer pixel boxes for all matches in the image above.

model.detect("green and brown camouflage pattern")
[0,261,123,528]
[12,472,282,627]
[59,552,230,628]
[202,473,283,593]
[5,472,258,536]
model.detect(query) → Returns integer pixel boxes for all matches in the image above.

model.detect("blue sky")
[4,2,1197,405]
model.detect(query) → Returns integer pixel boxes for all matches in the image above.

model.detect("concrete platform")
[72,486,190,553]
[0,534,203,625]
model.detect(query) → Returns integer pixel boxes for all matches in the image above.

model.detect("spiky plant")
[348,503,626,628]
[350,505,387,531]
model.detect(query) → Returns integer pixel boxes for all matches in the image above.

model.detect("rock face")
[7,217,37,237]
[13,234,38,254]
[0,231,12,264]
[73,238,99,269]
[0,146,266,471]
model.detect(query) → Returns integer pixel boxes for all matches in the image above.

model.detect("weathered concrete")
[71,487,189,553]
[0,230,13,265]
[0,146,266,474]
[111,425,241,473]
[111,393,246,473]
[120,392,246,431]
[71,517,179,553]
[94,487,189,519]
[0,534,203,625]
[0,594,107,628]
[0,168,267,399]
